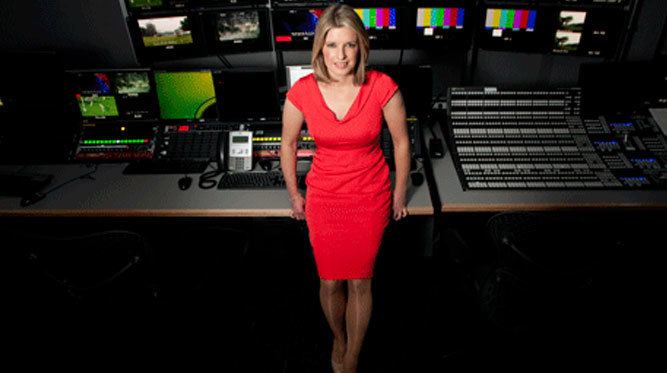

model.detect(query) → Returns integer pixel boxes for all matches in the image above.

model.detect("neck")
[327,73,355,87]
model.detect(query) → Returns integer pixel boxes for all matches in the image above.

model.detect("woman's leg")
[320,279,348,367]
[344,279,372,373]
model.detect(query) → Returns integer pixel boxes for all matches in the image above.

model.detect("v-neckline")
[315,78,363,123]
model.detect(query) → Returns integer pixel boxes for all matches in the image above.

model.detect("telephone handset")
[217,130,253,171]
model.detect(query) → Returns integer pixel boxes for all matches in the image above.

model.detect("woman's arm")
[280,98,306,220]
[383,90,410,220]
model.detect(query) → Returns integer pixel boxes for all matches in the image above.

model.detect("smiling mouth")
[334,62,349,69]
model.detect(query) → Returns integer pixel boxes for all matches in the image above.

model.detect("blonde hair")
[311,4,369,85]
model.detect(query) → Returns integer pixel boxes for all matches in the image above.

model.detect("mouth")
[334,61,349,69]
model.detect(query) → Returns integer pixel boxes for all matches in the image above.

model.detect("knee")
[320,279,345,295]
[347,279,371,296]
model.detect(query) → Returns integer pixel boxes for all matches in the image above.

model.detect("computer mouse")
[410,172,424,186]
[20,192,46,207]
[178,176,193,191]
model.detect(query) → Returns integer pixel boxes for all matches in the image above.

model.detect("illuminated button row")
[82,139,149,145]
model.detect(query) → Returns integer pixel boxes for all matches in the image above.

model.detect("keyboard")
[123,159,209,174]
[0,172,53,196]
[217,171,306,189]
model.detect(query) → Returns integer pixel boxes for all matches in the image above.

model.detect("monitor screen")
[552,8,625,57]
[354,7,403,48]
[216,69,281,121]
[286,65,314,88]
[138,15,194,49]
[154,70,218,120]
[203,8,272,54]
[125,0,188,14]
[371,64,433,116]
[273,8,324,50]
[478,8,554,52]
[69,70,157,120]
[412,6,470,48]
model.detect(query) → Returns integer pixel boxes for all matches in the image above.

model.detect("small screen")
[479,8,553,52]
[485,8,537,31]
[71,70,157,120]
[273,8,323,48]
[232,136,249,143]
[286,65,314,88]
[154,71,218,120]
[553,11,587,54]
[202,8,271,54]
[74,73,119,118]
[354,7,402,47]
[126,0,187,11]
[138,15,194,48]
[216,10,261,42]
[217,70,280,121]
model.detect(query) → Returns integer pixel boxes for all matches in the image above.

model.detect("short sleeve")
[374,72,399,108]
[285,75,309,112]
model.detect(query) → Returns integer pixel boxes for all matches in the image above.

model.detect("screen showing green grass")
[77,95,119,117]
[128,0,163,9]
[139,16,193,47]
[154,71,217,119]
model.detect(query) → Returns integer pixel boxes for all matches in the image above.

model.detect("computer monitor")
[371,64,432,117]
[478,7,554,53]
[354,7,404,48]
[0,51,74,164]
[69,69,158,121]
[272,7,325,50]
[286,65,314,88]
[217,69,281,122]
[130,13,205,62]
[202,7,272,54]
[411,5,470,49]
[154,70,219,120]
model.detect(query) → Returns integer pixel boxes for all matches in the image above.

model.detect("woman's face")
[322,26,359,82]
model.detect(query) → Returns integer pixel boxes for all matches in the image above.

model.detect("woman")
[280,4,410,373]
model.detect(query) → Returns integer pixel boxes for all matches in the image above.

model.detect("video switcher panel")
[447,87,667,190]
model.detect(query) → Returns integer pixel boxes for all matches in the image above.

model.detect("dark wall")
[0,0,665,88]
[0,0,136,67]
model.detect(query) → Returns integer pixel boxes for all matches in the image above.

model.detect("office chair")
[5,229,158,306]
[154,226,250,306]
[481,211,599,334]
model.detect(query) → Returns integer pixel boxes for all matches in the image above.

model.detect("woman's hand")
[289,193,306,220]
[392,191,408,221]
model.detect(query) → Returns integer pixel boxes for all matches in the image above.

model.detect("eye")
[326,42,336,48]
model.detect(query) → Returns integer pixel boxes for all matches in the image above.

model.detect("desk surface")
[427,123,667,212]
[0,163,434,217]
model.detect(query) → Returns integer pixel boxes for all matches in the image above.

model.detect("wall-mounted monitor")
[371,64,432,117]
[551,8,625,57]
[216,69,281,122]
[125,0,188,14]
[154,70,219,120]
[409,5,470,49]
[130,13,206,62]
[272,7,324,50]
[69,69,158,121]
[202,7,272,54]
[478,7,554,52]
[191,0,268,7]
[354,7,404,48]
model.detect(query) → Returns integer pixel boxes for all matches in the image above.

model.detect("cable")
[198,162,224,189]
[42,164,99,195]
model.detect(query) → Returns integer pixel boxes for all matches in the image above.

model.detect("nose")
[336,46,346,60]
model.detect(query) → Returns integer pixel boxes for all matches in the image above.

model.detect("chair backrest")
[9,229,158,305]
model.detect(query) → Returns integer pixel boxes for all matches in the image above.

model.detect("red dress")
[286,70,398,279]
